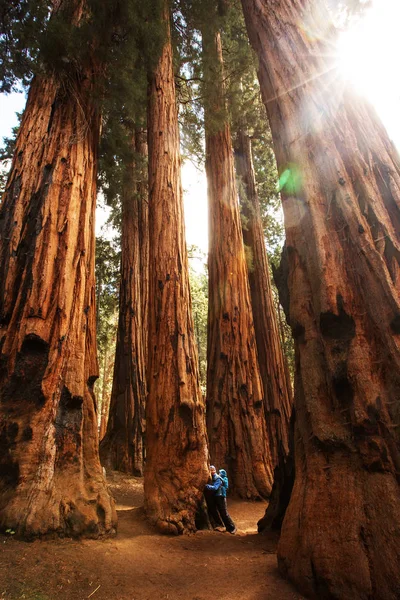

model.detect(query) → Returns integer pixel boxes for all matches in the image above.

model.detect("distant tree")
[0,118,21,196]
[235,125,293,468]
[219,4,293,469]
[94,236,119,438]
[242,0,400,598]
[100,129,148,475]
[188,247,208,393]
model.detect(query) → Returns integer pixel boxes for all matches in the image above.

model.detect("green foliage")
[219,2,284,259]
[95,234,119,419]
[95,235,119,351]
[0,120,19,162]
[172,3,205,163]
[0,163,10,198]
[0,0,166,104]
[0,0,51,91]
[97,0,165,216]
[0,114,21,197]
[188,246,208,393]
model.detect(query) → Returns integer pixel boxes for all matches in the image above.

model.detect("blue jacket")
[217,469,229,497]
[205,471,229,497]
[205,473,222,494]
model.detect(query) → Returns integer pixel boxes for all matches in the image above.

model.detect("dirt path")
[0,472,304,600]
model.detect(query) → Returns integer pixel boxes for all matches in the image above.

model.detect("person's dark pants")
[204,489,224,528]
[216,496,235,532]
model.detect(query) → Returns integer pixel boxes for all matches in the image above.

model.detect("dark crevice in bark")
[1,334,49,409]
[258,246,295,533]
[272,245,290,323]
[320,304,355,342]
[258,409,295,532]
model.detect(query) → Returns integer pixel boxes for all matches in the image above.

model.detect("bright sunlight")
[336,0,400,147]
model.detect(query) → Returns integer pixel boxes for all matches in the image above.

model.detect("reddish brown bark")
[100,129,147,475]
[242,0,400,598]
[235,128,293,466]
[204,28,273,499]
[0,57,116,535]
[144,4,209,534]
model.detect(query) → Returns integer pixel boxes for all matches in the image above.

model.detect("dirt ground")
[0,472,304,600]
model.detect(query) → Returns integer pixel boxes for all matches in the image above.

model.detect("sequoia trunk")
[0,62,116,535]
[204,27,273,499]
[235,128,293,466]
[241,0,400,597]
[144,3,209,534]
[99,129,147,475]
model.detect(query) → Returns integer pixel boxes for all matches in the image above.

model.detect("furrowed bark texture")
[100,130,147,475]
[144,5,209,535]
[235,128,293,466]
[204,28,273,499]
[0,61,116,535]
[241,0,400,598]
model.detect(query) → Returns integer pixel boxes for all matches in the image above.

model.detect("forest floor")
[0,471,304,600]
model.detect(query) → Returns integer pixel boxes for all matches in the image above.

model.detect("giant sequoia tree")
[241,0,400,598]
[143,1,209,534]
[235,127,293,468]
[0,0,116,536]
[99,128,147,475]
[202,9,273,499]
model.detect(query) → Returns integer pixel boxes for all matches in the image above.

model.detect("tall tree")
[0,0,116,536]
[100,128,147,475]
[144,0,209,534]
[241,0,400,598]
[95,235,119,439]
[235,127,293,467]
[202,8,273,499]
[188,253,208,393]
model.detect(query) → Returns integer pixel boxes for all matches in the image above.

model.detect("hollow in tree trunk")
[203,26,273,499]
[235,127,293,467]
[100,128,147,475]
[241,0,400,597]
[144,3,209,535]
[0,66,116,537]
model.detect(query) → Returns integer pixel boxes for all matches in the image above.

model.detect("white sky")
[0,0,399,254]
[336,0,400,148]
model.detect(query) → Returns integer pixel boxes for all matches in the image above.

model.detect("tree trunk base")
[278,443,400,600]
[0,479,117,539]
[144,473,206,535]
